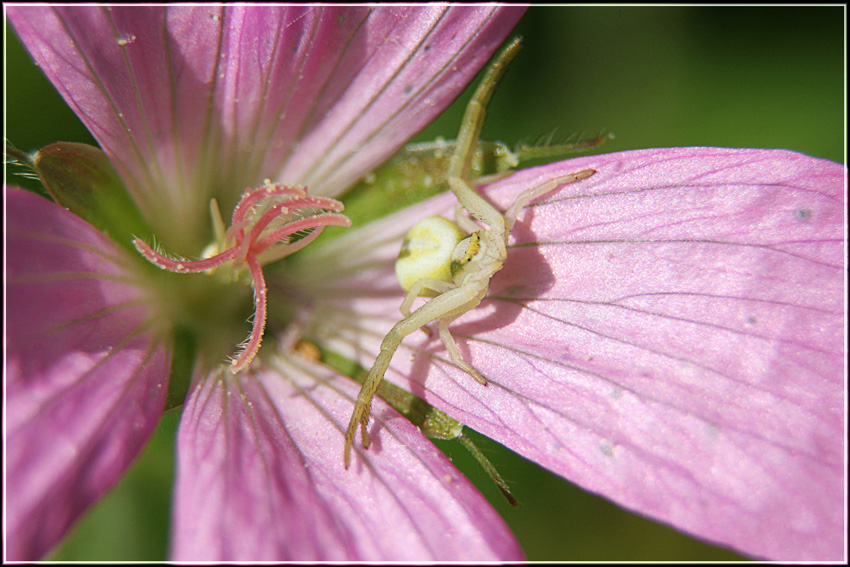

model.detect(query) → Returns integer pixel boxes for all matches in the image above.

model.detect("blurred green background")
[5,6,843,561]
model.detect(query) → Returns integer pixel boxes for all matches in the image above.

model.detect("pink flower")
[6,5,845,563]
[6,5,526,560]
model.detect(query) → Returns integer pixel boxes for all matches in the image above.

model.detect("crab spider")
[343,37,596,467]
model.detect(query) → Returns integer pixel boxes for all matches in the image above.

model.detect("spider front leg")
[504,168,596,232]
[400,277,456,316]
[399,279,457,340]
[344,283,486,468]
[444,39,526,247]
[446,38,597,241]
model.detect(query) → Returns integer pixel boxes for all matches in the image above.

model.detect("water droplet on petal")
[117,33,137,46]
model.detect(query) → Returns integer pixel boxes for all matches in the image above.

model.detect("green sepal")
[328,145,454,234]
[33,142,150,250]
[162,326,196,413]
[316,134,608,245]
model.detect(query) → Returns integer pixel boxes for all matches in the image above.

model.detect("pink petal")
[5,189,170,560]
[7,6,523,253]
[275,6,526,196]
[172,356,522,561]
[291,148,845,560]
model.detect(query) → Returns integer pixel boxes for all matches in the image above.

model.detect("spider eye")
[395,216,465,295]
[450,232,482,279]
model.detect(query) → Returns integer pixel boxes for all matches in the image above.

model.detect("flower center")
[134,183,350,372]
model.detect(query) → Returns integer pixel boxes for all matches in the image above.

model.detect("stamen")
[256,212,350,265]
[134,184,351,373]
[230,254,267,373]
[230,184,304,226]
[134,238,238,272]
[255,212,350,254]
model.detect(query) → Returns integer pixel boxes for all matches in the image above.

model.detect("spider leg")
[446,38,522,238]
[453,202,482,234]
[344,283,484,467]
[401,278,456,316]
[402,278,457,338]
[503,169,597,233]
[438,309,487,385]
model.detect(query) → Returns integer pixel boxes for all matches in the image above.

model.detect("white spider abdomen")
[395,215,465,296]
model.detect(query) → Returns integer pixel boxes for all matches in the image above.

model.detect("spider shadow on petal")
[401,205,557,394]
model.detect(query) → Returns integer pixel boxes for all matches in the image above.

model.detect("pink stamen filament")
[248,196,344,239]
[231,193,345,264]
[255,212,351,252]
[256,213,351,264]
[134,239,239,273]
[231,185,304,226]
[133,184,350,374]
[230,254,267,373]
